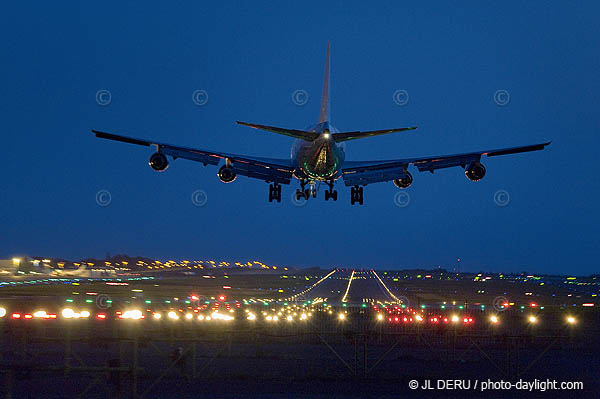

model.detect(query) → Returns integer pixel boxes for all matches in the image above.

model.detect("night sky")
[2,2,599,274]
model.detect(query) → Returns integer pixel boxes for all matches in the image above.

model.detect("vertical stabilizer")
[318,42,331,124]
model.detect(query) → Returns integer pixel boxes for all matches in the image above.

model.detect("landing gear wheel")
[324,190,338,201]
[350,185,364,205]
[268,183,282,203]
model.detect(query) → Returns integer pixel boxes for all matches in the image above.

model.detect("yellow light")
[528,315,537,324]
[153,313,162,320]
[566,316,576,324]
[338,313,345,320]
[167,311,179,320]
[122,310,142,319]
[286,315,293,322]
[33,310,47,318]
[300,313,307,320]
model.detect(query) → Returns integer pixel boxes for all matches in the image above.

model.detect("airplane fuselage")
[291,121,345,181]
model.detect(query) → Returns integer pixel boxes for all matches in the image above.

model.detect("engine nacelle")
[393,171,413,189]
[217,165,237,183]
[149,152,169,172]
[465,162,486,181]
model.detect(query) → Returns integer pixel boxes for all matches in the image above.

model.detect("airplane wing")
[92,130,295,184]
[341,142,551,186]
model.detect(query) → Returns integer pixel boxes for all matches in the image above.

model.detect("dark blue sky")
[2,2,599,274]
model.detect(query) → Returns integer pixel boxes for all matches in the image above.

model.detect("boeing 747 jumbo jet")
[93,43,550,205]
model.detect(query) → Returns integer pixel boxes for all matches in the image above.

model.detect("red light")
[235,302,241,308]
[218,295,226,301]
[191,295,199,300]
[582,303,595,307]
[443,317,448,323]
[530,303,537,307]
[96,313,107,320]
[11,313,21,319]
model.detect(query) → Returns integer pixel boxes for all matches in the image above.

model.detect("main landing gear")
[324,180,337,201]
[350,185,364,205]
[268,183,282,202]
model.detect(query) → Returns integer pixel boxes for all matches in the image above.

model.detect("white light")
[490,315,499,324]
[338,313,345,320]
[211,312,234,321]
[567,316,576,324]
[153,313,162,320]
[33,310,47,318]
[377,314,383,321]
[185,313,193,320]
[0,307,6,318]
[62,308,75,319]
[167,311,179,320]
[300,313,307,320]
[197,315,204,321]
[323,133,330,139]
[80,310,90,318]
[287,315,293,321]
[122,310,142,320]
[451,315,459,323]
[528,315,537,324]
[247,313,256,321]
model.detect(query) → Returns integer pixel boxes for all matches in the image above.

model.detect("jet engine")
[393,171,413,189]
[465,162,486,181]
[217,165,237,183]
[148,152,169,172]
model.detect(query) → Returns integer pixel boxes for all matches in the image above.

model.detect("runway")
[297,269,400,305]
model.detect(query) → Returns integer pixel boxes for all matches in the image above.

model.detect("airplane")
[93,43,550,205]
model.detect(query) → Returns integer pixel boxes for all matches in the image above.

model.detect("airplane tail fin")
[318,42,331,123]
[332,126,417,142]
[236,121,318,141]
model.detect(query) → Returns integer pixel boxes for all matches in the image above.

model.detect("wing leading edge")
[341,142,551,186]
[92,130,295,184]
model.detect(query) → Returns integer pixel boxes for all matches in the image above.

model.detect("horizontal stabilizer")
[332,126,417,142]
[237,121,318,141]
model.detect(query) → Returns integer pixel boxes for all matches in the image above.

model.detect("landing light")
[566,316,576,325]
[338,313,345,321]
[528,315,537,324]
[0,307,7,318]
[490,315,499,324]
